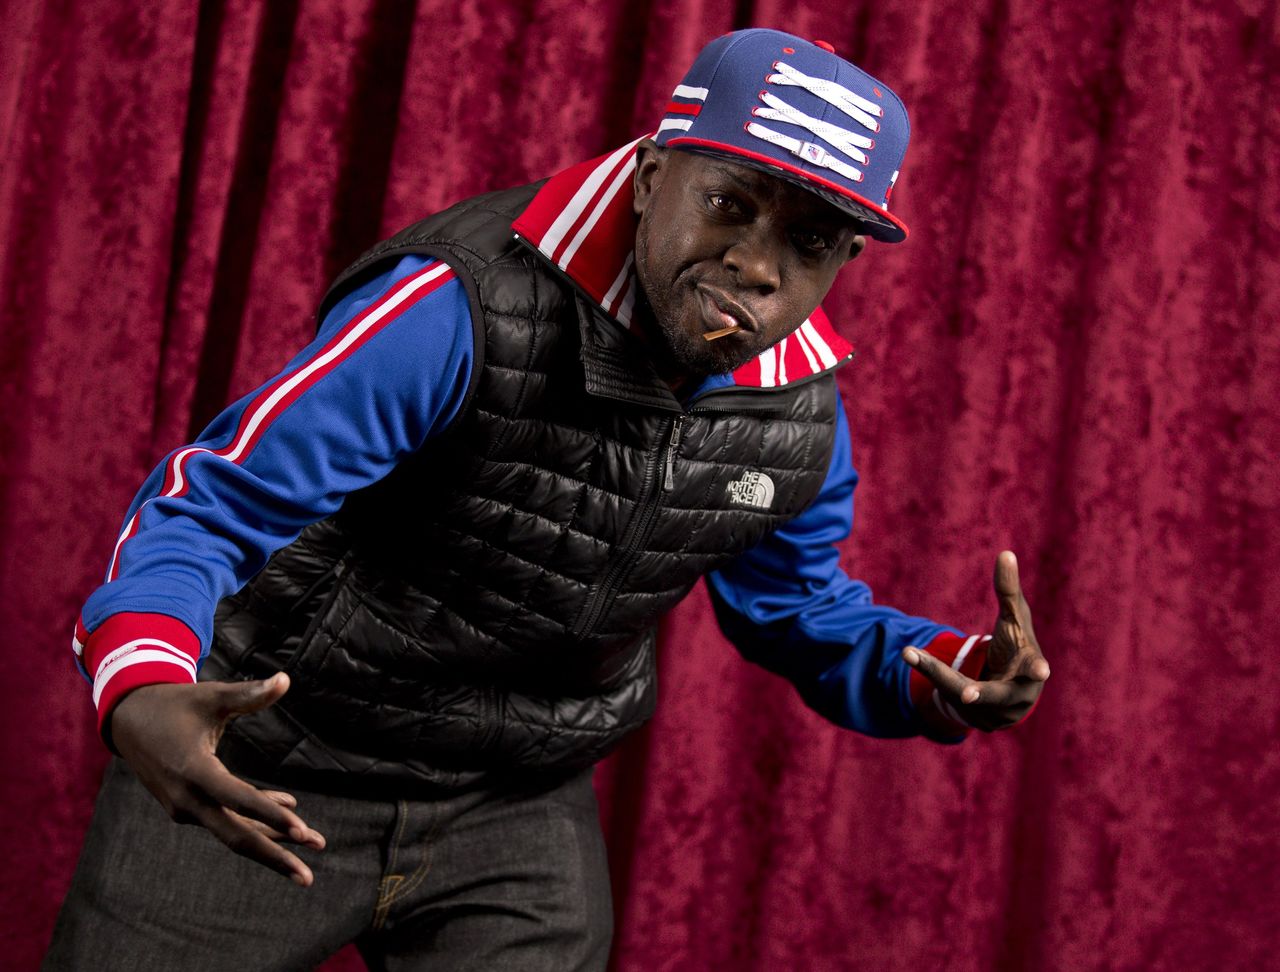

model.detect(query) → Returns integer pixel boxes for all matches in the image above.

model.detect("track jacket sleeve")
[73,256,475,734]
[706,391,989,741]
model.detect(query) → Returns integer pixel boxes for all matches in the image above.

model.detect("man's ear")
[633,138,666,217]
[844,234,868,265]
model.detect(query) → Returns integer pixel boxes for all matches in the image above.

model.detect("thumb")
[215,672,291,718]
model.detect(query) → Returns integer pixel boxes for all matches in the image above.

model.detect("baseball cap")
[655,29,911,243]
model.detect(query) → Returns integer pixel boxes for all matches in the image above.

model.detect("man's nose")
[723,228,782,293]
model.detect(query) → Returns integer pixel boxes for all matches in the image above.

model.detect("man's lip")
[695,285,759,333]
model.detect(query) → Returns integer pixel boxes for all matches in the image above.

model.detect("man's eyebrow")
[700,162,767,193]
[698,162,854,229]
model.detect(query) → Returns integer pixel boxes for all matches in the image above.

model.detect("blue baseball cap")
[655,29,911,242]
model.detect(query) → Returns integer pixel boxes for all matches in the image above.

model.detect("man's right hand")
[109,672,325,886]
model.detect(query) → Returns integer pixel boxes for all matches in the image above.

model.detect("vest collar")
[512,137,853,391]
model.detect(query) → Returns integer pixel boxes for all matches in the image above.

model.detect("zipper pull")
[663,416,684,491]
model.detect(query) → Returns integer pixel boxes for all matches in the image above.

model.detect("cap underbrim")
[666,138,908,243]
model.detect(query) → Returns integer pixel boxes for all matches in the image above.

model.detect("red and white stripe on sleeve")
[76,612,202,734]
[908,632,991,737]
[101,260,457,586]
[73,257,463,737]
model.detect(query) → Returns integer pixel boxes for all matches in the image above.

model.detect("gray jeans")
[44,759,612,971]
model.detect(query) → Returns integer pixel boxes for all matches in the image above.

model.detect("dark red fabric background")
[2,1,1277,969]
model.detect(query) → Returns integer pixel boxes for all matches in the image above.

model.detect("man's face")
[632,140,867,382]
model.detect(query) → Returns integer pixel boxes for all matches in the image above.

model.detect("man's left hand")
[902,550,1050,732]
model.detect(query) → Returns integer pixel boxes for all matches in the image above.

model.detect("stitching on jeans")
[379,841,433,909]
[386,799,410,876]
[372,801,412,930]
[376,801,439,910]
[373,799,440,927]
[373,875,403,930]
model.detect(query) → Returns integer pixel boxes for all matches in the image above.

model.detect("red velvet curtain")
[3,1,1277,969]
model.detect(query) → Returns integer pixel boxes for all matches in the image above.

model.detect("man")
[47,29,1049,971]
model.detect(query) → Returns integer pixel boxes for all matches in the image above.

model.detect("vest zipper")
[571,415,683,640]
[663,415,684,491]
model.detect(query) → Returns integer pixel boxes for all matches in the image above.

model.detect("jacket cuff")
[908,632,991,740]
[79,612,201,740]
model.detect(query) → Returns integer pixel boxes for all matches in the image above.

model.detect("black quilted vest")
[209,182,843,796]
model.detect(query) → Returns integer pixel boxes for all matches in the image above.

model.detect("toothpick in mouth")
[703,324,742,342]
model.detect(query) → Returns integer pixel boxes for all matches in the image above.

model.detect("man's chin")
[663,331,759,381]
[636,304,760,383]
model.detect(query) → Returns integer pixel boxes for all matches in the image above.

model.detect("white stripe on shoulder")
[224,263,453,464]
[758,346,778,388]
[106,262,455,583]
[106,511,141,583]
[799,319,838,368]
[603,251,634,309]
[540,139,638,256]
[616,278,637,328]
[793,326,820,373]
[558,155,638,270]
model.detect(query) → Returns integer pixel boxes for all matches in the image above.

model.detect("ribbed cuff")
[909,632,991,739]
[80,612,201,739]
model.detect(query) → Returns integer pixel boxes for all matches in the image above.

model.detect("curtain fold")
[2,1,1276,969]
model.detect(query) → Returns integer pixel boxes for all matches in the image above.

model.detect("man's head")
[631,29,911,381]
[632,141,865,378]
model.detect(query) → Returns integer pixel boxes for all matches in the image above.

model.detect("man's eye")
[793,231,832,253]
[707,193,740,213]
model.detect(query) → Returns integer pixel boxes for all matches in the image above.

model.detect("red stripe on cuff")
[82,612,201,679]
[909,632,989,738]
[82,612,202,738]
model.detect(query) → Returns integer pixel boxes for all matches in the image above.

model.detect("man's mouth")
[695,285,759,334]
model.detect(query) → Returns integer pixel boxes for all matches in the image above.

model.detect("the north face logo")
[726,471,775,510]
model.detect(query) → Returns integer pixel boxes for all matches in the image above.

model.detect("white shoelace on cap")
[745,122,866,183]
[752,91,873,164]
[767,61,884,130]
[745,60,885,185]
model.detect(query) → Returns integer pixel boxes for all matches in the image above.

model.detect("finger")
[993,550,1023,620]
[263,790,298,809]
[212,672,291,719]
[961,678,1020,708]
[239,814,288,842]
[235,811,321,846]
[190,761,325,849]
[195,804,315,887]
[902,647,980,703]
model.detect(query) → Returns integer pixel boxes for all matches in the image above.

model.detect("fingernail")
[292,872,308,887]
[903,648,919,666]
